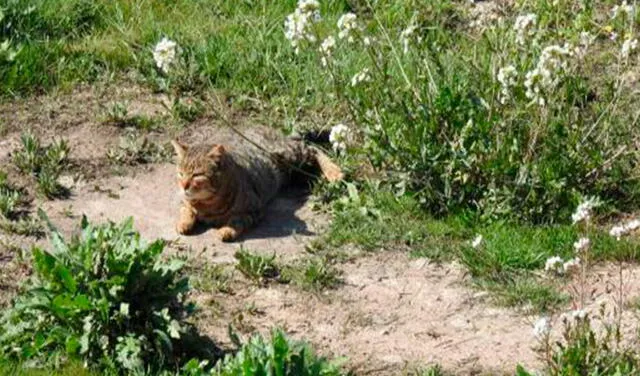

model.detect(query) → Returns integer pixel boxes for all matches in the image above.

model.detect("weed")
[12,132,70,199]
[0,171,23,218]
[0,212,205,373]
[0,216,43,237]
[233,248,279,284]
[103,101,157,130]
[282,257,342,292]
[191,263,233,294]
[168,97,205,123]
[211,329,343,376]
[107,131,172,165]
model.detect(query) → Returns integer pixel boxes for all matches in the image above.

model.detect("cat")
[171,127,343,242]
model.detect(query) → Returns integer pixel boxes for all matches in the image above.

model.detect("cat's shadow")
[186,187,315,241]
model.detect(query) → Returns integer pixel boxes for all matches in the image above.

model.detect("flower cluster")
[514,13,537,45]
[560,309,588,323]
[153,37,177,74]
[571,196,600,224]
[471,234,483,249]
[611,1,635,20]
[496,65,517,104]
[533,317,550,338]
[525,44,573,107]
[574,31,595,59]
[284,0,321,54]
[573,237,590,253]
[329,123,350,153]
[350,68,372,87]
[337,13,359,42]
[544,254,581,276]
[319,36,336,67]
[400,20,421,54]
[609,218,640,239]
[621,38,638,59]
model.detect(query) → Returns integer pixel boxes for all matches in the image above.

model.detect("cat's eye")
[176,172,184,178]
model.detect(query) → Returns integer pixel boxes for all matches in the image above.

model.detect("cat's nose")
[179,180,190,190]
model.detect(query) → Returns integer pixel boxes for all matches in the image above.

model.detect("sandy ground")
[1,84,640,375]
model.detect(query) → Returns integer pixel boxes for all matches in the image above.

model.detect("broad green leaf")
[54,264,77,293]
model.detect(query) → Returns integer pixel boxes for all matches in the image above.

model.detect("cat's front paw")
[176,220,195,235]
[217,226,238,242]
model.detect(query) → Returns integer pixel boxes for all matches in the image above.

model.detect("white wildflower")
[610,224,626,239]
[319,36,336,67]
[284,2,321,54]
[471,234,483,248]
[363,36,373,46]
[573,237,590,253]
[574,32,594,58]
[338,13,359,42]
[533,317,551,338]
[571,309,587,320]
[120,303,130,317]
[351,68,372,87]
[524,44,572,107]
[571,197,600,224]
[153,37,177,74]
[626,219,640,231]
[563,257,581,274]
[329,123,350,153]
[544,256,565,274]
[610,32,619,41]
[621,38,638,59]
[524,68,546,106]
[514,13,537,45]
[297,0,320,13]
[400,20,421,54]
[609,218,640,239]
[612,1,635,20]
[496,65,517,104]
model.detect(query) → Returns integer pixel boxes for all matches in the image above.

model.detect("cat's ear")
[207,144,226,159]
[171,140,188,160]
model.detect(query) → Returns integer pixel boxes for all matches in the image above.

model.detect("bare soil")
[2,84,640,375]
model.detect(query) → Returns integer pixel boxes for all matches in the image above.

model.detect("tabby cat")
[171,128,343,242]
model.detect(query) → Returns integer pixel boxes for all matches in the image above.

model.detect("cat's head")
[171,140,227,200]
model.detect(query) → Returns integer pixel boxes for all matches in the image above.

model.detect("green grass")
[190,263,233,295]
[0,361,101,376]
[319,185,469,260]
[282,257,342,292]
[321,185,640,312]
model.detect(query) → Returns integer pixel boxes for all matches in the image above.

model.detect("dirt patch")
[41,163,326,263]
[196,253,544,375]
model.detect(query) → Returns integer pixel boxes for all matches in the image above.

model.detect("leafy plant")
[168,97,205,123]
[12,132,70,198]
[233,248,280,284]
[107,130,173,166]
[103,101,157,130]
[0,212,199,373]
[282,257,342,292]
[212,329,343,376]
[0,171,23,218]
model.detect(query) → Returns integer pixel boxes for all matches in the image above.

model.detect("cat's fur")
[171,128,343,242]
